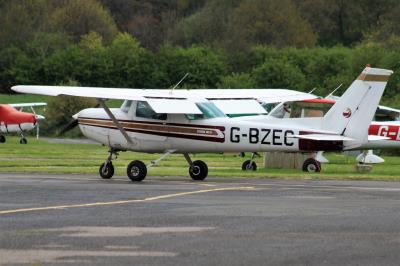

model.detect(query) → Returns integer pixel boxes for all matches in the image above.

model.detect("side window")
[136,101,167,120]
[185,114,204,120]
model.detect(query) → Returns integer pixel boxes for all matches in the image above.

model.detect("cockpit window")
[270,102,333,118]
[375,110,400,121]
[121,100,132,113]
[136,101,167,120]
[186,102,226,120]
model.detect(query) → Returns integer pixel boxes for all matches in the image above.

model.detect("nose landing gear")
[99,148,118,179]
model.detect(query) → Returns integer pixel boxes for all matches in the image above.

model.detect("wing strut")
[97,99,134,144]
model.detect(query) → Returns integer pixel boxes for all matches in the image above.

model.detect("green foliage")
[0,0,54,49]
[155,45,227,88]
[42,80,97,136]
[107,33,154,88]
[252,59,306,90]
[227,0,316,50]
[218,73,256,89]
[50,0,118,43]
[0,47,36,92]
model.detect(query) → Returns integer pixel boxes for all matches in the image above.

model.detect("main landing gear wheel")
[99,162,114,179]
[0,135,5,143]
[127,160,147,182]
[189,160,208,181]
[19,138,27,144]
[302,158,321,173]
[242,160,257,171]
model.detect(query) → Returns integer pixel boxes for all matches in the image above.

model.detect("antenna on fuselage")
[308,87,317,94]
[169,73,189,95]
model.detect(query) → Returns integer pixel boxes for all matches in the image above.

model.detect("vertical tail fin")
[322,67,393,147]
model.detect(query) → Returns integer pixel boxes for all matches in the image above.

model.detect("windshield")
[270,101,333,118]
[186,102,227,120]
[375,110,400,121]
[120,100,132,113]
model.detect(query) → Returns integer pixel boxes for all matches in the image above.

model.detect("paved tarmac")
[1,173,400,265]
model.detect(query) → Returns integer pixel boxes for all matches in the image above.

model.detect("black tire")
[302,158,321,173]
[99,162,114,179]
[0,135,5,143]
[242,160,257,171]
[19,138,27,144]
[127,160,147,182]
[189,160,208,181]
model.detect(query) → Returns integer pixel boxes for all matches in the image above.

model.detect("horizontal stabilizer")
[291,134,354,141]
[367,135,391,141]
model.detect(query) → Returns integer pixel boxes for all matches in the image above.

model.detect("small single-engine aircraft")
[12,67,392,181]
[0,103,46,144]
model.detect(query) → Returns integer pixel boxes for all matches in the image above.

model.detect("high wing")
[12,86,317,110]
[9,102,47,108]
[376,105,400,113]
[184,89,317,104]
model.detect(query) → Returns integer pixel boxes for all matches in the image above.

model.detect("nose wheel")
[99,162,114,179]
[99,148,119,179]
[19,137,27,144]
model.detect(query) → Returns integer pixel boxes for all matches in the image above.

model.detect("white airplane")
[12,67,392,181]
[0,102,46,144]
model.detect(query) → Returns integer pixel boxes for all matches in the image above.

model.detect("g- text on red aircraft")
[12,67,392,182]
[0,103,46,144]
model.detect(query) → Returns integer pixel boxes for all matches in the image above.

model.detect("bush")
[218,73,256,89]
[42,80,97,137]
[252,59,306,90]
[155,45,227,88]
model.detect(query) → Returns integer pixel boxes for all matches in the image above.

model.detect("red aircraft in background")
[0,103,46,144]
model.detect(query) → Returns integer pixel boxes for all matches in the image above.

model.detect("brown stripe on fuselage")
[78,118,225,143]
[79,117,226,131]
[357,73,390,82]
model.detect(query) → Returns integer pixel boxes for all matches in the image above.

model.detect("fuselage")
[75,107,344,154]
[0,104,36,134]
[362,121,400,149]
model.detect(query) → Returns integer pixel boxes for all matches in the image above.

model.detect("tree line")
[1,0,400,107]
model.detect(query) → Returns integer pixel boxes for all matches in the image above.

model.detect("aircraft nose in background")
[35,114,45,121]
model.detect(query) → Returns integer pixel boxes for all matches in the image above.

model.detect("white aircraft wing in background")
[9,102,47,108]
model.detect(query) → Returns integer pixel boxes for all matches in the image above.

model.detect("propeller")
[34,114,45,139]
[57,103,100,136]
[57,118,79,136]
